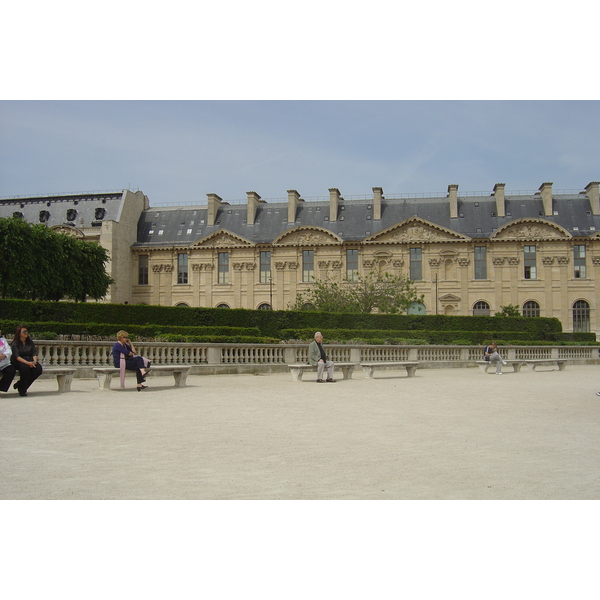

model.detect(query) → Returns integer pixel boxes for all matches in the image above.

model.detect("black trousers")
[15,362,43,394]
[121,356,147,384]
[0,364,16,392]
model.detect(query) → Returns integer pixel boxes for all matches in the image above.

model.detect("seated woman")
[11,325,43,396]
[0,329,17,397]
[112,330,151,391]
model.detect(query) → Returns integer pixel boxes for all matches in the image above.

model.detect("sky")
[1,100,599,206]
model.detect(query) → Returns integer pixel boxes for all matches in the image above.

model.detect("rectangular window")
[524,245,536,279]
[218,252,229,284]
[138,255,148,285]
[574,245,586,278]
[260,251,271,284]
[474,246,487,280]
[346,249,359,281]
[302,250,314,282]
[177,253,188,284]
[410,248,422,281]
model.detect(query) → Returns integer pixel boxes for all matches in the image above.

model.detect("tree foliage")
[494,304,522,317]
[289,271,425,314]
[0,217,113,301]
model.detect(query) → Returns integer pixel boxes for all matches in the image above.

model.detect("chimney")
[539,182,553,216]
[287,189,303,223]
[329,188,341,222]
[493,183,506,218]
[448,184,459,219]
[585,181,600,216]
[246,191,264,225]
[206,193,224,226]
[372,187,383,220]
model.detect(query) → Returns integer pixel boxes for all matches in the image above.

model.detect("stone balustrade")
[32,340,600,378]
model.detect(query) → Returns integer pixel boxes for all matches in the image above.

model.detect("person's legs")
[15,363,42,395]
[125,358,146,385]
[490,352,502,374]
[0,364,16,392]
[326,361,335,380]
[316,361,325,381]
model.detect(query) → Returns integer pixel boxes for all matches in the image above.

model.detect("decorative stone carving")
[52,225,84,238]
[458,258,470,266]
[152,264,163,272]
[428,258,442,267]
[592,256,600,265]
[163,264,173,272]
[377,224,455,243]
[542,257,555,265]
[492,257,505,266]
[194,231,252,248]
[362,260,375,268]
[506,257,520,265]
[277,230,339,246]
[555,256,570,265]
[392,260,404,267]
[275,261,299,270]
[318,260,342,269]
[494,222,569,240]
[233,262,256,271]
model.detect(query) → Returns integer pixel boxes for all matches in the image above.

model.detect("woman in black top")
[11,325,43,396]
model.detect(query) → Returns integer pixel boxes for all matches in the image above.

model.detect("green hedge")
[0,299,564,337]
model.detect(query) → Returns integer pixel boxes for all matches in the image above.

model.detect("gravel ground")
[1,364,600,500]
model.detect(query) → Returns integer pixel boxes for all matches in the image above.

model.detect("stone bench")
[361,361,419,378]
[476,360,527,373]
[93,365,192,390]
[41,367,78,392]
[287,362,357,382]
[524,359,568,371]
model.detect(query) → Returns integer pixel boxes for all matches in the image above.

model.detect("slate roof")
[133,191,600,248]
[0,192,125,229]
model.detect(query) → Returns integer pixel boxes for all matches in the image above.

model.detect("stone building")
[2,182,599,335]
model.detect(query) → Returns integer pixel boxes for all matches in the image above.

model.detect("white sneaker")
[503,361,507,365]
[497,372,503,375]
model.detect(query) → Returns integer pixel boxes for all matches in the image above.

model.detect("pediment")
[51,225,84,238]
[273,226,342,246]
[491,219,571,240]
[439,294,461,302]
[365,216,471,244]
[192,229,254,248]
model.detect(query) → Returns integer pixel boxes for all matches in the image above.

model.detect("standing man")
[308,331,336,383]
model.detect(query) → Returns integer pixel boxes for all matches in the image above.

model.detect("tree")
[495,304,521,317]
[289,271,424,314]
[0,216,113,301]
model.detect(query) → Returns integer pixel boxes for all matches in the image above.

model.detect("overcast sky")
[1,100,598,206]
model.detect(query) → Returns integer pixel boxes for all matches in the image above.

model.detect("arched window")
[473,301,490,316]
[216,303,230,309]
[522,300,540,317]
[257,303,272,310]
[573,300,590,332]
[444,258,455,280]
[175,302,189,307]
[408,301,426,315]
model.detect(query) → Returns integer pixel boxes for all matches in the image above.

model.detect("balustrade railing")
[33,340,600,370]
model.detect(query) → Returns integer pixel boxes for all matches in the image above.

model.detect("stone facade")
[3,182,600,335]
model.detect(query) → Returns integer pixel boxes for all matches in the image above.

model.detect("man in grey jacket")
[308,331,336,383]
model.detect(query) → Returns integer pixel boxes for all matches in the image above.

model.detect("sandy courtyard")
[1,364,599,500]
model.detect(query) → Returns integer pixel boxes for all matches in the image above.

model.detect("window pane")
[346,249,359,281]
[410,248,422,281]
[524,245,536,279]
[574,245,586,278]
[138,255,148,285]
[218,252,229,284]
[260,251,271,284]
[303,250,314,282]
[474,246,486,279]
[177,253,188,284]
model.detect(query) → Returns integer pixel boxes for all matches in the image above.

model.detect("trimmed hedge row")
[0,299,564,338]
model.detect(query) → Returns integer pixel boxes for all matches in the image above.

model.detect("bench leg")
[362,366,375,379]
[56,373,73,392]
[340,367,354,380]
[405,366,417,377]
[172,371,189,387]
[479,364,489,374]
[96,372,113,390]
[557,362,566,371]
[290,368,302,382]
